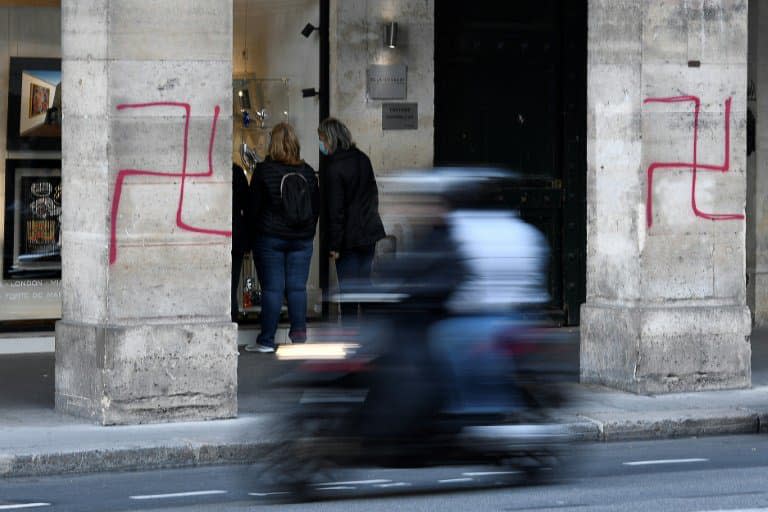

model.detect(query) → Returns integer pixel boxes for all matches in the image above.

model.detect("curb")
[577,408,761,441]
[0,441,277,479]
[0,411,764,479]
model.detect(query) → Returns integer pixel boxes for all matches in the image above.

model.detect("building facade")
[0,0,762,423]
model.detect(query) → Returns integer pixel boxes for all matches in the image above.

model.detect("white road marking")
[694,509,768,512]
[317,486,356,491]
[129,490,228,500]
[375,482,412,488]
[623,458,709,466]
[438,478,474,484]
[248,492,290,497]
[462,471,520,476]
[315,479,391,486]
[0,505,51,511]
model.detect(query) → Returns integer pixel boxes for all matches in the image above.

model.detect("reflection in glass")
[232,77,290,173]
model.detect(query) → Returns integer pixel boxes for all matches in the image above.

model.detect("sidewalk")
[1,327,768,478]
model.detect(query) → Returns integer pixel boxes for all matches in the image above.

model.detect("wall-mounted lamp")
[302,88,320,98]
[384,21,398,49]
[238,89,251,111]
[301,22,319,38]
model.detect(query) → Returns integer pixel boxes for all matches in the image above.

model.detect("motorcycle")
[260,171,576,499]
[261,304,572,499]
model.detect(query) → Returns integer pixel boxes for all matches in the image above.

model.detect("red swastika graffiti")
[109,102,232,265]
[644,95,745,228]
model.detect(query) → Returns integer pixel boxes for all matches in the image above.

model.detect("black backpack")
[280,171,313,227]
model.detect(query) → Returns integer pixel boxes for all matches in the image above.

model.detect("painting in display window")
[29,82,51,118]
[3,160,62,280]
[6,57,61,151]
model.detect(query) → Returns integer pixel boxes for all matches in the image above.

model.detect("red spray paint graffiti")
[643,95,745,228]
[109,102,232,265]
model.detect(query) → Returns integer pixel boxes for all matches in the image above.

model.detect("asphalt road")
[3,434,768,511]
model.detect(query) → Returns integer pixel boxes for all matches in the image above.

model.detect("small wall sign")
[382,102,418,130]
[367,64,407,100]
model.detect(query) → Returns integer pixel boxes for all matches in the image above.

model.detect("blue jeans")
[335,245,376,322]
[254,235,314,347]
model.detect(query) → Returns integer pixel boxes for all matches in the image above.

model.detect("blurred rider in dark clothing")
[358,172,550,438]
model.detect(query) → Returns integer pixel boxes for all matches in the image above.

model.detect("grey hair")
[318,117,355,154]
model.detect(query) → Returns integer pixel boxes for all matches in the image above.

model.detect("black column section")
[319,0,331,320]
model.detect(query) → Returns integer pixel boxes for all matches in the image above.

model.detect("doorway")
[232,0,327,324]
[434,0,587,325]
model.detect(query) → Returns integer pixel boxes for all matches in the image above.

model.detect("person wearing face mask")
[318,118,386,324]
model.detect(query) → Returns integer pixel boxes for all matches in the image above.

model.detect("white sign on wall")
[367,64,407,99]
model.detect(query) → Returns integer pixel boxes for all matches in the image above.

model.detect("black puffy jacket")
[249,158,319,240]
[327,147,386,252]
[232,163,251,250]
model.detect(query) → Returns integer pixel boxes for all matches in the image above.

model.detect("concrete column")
[581,0,751,393]
[57,0,237,424]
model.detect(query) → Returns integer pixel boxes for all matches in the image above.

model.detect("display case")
[232,77,290,176]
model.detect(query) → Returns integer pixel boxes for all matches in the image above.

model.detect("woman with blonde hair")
[246,122,319,353]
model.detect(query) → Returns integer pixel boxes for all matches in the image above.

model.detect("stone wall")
[329,0,434,174]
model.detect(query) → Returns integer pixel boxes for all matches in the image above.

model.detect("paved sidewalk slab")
[556,381,768,441]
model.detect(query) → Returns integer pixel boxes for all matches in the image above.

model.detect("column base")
[55,320,238,425]
[580,303,751,394]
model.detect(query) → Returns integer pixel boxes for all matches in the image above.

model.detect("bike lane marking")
[622,458,709,466]
[129,490,227,500]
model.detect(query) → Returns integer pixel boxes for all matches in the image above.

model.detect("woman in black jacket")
[318,118,386,323]
[247,122,319,353]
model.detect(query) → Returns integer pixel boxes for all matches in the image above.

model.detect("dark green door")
[435,0,586,325]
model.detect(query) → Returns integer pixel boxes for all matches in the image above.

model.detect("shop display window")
[3,159,62,280]
[232,77,290,175]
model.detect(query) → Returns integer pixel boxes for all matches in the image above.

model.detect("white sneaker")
[244,343,275,353]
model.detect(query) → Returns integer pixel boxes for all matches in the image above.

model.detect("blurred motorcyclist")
[356,170,551,438]
[433,206,550,415]
[263,170,560,497]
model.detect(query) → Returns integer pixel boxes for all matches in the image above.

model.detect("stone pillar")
[581,0,751,394]
[57,0,237,424]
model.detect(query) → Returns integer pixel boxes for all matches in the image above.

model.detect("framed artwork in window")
[3,159,62,280]
[6,57,61,151]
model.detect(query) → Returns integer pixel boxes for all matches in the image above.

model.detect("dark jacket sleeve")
[327,164,346,252]
[309,166,320,225]
[359,152,386,245]
[232,163,251,249]
[247,165,263,241]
